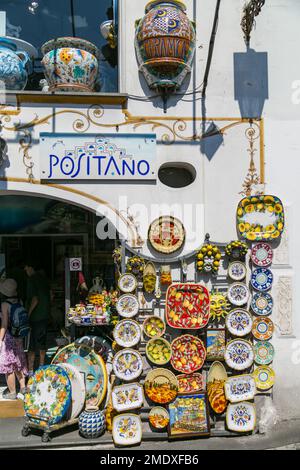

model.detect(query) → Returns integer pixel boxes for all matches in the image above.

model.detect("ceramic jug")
[0,38,30,90]
[89,276,104,294]
[79,407,106,439]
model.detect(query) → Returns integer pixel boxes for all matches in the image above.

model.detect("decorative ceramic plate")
[177,373,204,394]
[112,383,144,412]
[225,339,254,371]
[253,366,275,390]
[146,338,172,365]
[251,292,273,316]
[224,375,256,403]
[59,363,85,420]
[254,341,275,365]
[113,319,141,348]
[118,273,137,293]
[166,283,210,329]
[171,335,206,374]
[225,309,253,337]
[52,343,107,408]
[251,243,273,267]
[116,294,139,318]
[148,216,185,254]
[236,195,284,241]
[149,407,170,430]
[252,317,274,340]
[144,368,178,405]
[227,283,250,306]
[207,361,228,414]
[112,349,143,382]
[228,262,247,281]
[251,268,273,292]
[226,402,256,433]
[112,413,142,446]
[24,365,71,425]
[143,316,166,339]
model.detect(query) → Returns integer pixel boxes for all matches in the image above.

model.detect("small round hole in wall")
[158,163,196,188]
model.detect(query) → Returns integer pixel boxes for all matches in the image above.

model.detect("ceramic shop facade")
[0,0,299,439]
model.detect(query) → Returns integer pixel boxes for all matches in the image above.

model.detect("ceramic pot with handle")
[0,37,30,90]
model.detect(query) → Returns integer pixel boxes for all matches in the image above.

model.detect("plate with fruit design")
[171,335,206,374]
[143,316,166,339]
[146,338,172,366]
[177,373,204,394]
[166,283,210,329]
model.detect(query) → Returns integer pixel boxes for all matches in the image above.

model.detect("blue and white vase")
[0,37,30,90]
[79,407,106,439]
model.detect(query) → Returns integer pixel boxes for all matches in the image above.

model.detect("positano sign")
[40,133,157,180]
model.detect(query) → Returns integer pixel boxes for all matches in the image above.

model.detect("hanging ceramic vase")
[79,407,106,439]
[41,37,99,92]
[0,37,30,90]
[135,0,196,90]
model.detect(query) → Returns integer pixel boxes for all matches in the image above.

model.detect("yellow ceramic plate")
[252,366,275,391]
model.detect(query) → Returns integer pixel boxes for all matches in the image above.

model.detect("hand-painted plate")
[225,339,254,371]
[228,262,247,281]
[118,273,137,293]
[148,216,185,254]
[252,317,274,340]
[226,309,253,337]
[24,365,71,425]
[113,319,141,348]
[52,343,107,408]
[224,374,256,403]
[112,383,144,412]
[166,283,210,330]
[59,363,86,420]
[112,413,142,446]
[227,283,250,306]
[144,368,178,405]
[251,292,273,316]
[143,315,166,339]
[112,349,143,382]
[177,373,204,394]
[253,366,275,390]
[251,268,273,292]
[226,402,256,433]
[149,407,170,430]
[146,337,172,365]
[207,361,228,414]
[251,243,273,267]
[116,294,139,318]
[171,335,206,374]
[254,341,275,365]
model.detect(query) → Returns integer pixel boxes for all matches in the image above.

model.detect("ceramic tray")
[112,349,143,382]
[224,374,256,403]
[149,407,170,430]
[226,402,256,433]
[236,195,284,241]
[52,343,107,408]
[251,292,273,316]
[251,268,273,292]
[253,366,275,390]
[113,319,141,348]
[252,317,274,340]
[225,309,253,337]
[24,365,72,425]
[228,262,247,281]
[112,413,142,446]
[59,363,85,420]
[171,335,206,374]
[146,338,172,365]
[166,283,210,329]
[254,341,275,365]
[118,273,137,293]
[177,373,204,394]
[144,368,178,405]
[224,339,254,371]
[227,283,250,306]
[112,383,144,412]
[207,361,228,414]
[116,294,139,318]
[251,243,273,267]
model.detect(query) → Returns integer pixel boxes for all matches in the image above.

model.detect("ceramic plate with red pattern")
[148,216,185,254]
[177,373,204,394]
[251,243,273,267]
[171,335,206,374]
[166,283,210,329]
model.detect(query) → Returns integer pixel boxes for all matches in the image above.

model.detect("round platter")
[116,294,139,318]
[112,349,143,381]
[24,365,71,425]
[148,215,185,254]
[251,292,273,316]
[228,262,247,281]
[113,319,141,348]
[144,368,178,405]
[227,283,250,306]
[143,316,166,339]
[171,335,206,374]
[251,243,273,267]
[252,317,274,340]
[253,366,275,390]
[118,273,137,293]
[52,343,107,408]
[254,341,275,365]
[149,407,170,430]
[59,363,86,420]
[225,339,254,371]
[251,268,273,292]
[226,309,253,337]
[146,338,172,366]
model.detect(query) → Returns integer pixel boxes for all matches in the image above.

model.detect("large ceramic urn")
[135,0,196,90]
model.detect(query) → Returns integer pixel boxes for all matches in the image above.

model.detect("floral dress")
[0,307,28,375]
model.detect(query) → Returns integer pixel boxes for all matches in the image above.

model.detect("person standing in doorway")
[24,262,51,375]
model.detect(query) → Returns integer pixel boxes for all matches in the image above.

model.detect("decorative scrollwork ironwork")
[240,122,262,197]
[241,0,266,46]
[19,131,34,182]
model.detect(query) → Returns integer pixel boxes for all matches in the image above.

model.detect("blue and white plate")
[226,309,253,337]
[251,268,273,292]
[251,292,273,316]
[228,262,247,281]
